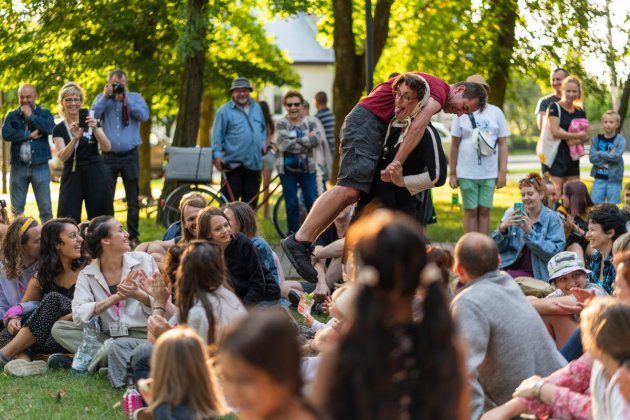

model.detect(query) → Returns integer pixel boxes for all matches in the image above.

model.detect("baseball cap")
[230,77,253,92]
[547,251,590,283]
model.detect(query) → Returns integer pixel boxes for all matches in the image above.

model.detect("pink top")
[520,353,593,420]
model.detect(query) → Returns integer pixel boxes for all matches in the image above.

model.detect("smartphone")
[514,202,524,214]
[78,108,89,129]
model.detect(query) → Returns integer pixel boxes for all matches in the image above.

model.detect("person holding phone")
[53,82,113,222]
[493,173,565,281]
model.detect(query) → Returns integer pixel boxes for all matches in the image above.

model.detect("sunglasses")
[518,176,541,187]
[285,102,302,108]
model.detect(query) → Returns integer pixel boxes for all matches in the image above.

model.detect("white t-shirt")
[451,104,510,179]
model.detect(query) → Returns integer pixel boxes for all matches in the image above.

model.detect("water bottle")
[71,318,100,373]
[123,361,143,419]
[451,190,460,210]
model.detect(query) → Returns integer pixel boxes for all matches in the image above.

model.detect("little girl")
[218,310,318,420]
[137,327,225,419]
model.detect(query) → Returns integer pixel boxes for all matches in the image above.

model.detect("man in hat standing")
[211,77,266,206]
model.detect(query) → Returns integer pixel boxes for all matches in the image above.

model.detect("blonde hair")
[580,297,630,363]
[561,75,583,108]
[57,82,84,119]
[602,110,621,125]
[149,327,225,418]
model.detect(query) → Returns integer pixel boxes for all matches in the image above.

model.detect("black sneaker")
[288,290,302,307]
[47,353,73,370]
[281,234,318,282]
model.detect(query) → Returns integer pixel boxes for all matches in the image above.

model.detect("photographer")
[92,69,149,247]
[53,82,113,222]
[1,83,54,222]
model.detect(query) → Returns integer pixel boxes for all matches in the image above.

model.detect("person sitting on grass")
[131,241,247,382]
[224,201,282,284]
[281,205,353,304]
[311,210,469,420]
[137,193,206,266]
[196,207,280,307]
[0,218,87,376]
[219,310,319,420]
[557,180,594,260]
[51,216,157,387]
[0,217,41,327]
[493,172,565,281]
[528,251,606,350]
[136,326,226,420]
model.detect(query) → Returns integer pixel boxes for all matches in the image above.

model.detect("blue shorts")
[591,179,621,204]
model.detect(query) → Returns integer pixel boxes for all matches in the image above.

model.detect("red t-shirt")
[359,72,450,122]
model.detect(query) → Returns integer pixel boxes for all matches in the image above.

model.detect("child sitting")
[589,110,626,204]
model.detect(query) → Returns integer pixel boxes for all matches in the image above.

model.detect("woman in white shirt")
[53,215,158,387]
[448,75,510,234]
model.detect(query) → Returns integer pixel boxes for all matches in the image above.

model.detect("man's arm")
[27,109,55,135]
[496,137,507,188]
[127,93,150,123]
[381,98,442,181]
[449,136,461,188]
[211,108,227,169]
[91,93,109,119]
[1,112,27,142]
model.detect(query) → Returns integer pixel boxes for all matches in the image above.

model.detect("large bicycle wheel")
[273,190,308,239]
[161,184,225,227]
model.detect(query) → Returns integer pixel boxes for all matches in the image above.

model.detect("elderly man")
[92,69,149,247]
[2,83,54,221]
[451,232,566,419]
[211,77,266,207]
[283,72,487,283]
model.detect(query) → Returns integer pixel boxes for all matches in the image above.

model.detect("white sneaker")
[4,359,47,376]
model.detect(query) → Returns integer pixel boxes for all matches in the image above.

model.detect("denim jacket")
[2,105,54,165]
[589,134,626,182]
[492,205,566,280]
[211,99,266,171]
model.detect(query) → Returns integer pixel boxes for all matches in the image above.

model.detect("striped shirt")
[315,107,335,151]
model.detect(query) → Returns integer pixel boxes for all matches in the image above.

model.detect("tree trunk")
[197,93,214,147]
[139,120,153,198]
[618,73,630,131]
[158,0,208,216]
[330,0,394,181]
[486,0,518,109]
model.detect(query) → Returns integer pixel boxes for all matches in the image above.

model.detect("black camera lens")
[112,83,125,94]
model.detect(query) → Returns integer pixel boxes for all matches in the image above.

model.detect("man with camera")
[211,77,267,207]
[2,83,54,222]
[92,69,149,247]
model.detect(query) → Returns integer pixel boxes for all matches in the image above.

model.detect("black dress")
[53,122,113,222]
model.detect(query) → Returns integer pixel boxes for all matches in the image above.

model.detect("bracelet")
[533,379,545,399]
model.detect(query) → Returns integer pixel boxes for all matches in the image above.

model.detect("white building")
[261,14,335,116]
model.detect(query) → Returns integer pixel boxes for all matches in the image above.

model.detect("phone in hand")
[514,202,524,214]
[78,108,89,129]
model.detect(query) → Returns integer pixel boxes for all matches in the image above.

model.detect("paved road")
[507,152,630,179]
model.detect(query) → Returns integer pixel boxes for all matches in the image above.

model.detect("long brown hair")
[581,297,630,363]
[149,327,225,418]
[224,201,258,238]
[195,207,229,242]
[1,216,39,279]
[175,241,225,345]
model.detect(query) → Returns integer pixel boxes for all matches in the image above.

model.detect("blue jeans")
[10,162,52,221]
[280,171,318,234]
[560,326,583,362]
[591,178,622,204]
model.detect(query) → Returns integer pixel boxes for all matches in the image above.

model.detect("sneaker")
[288,290,302,307]
[0,351,10,369]
[4,359,47,376]
[47,353,73,370]
[281,234,318,282]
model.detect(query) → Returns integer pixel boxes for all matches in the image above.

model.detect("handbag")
[536,102,562,167]
[283,153,309,173]
[567,118,589,161]
[469,114,496,165]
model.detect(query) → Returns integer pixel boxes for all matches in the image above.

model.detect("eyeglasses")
[393,90,418,102]
[285,102,301,108]
[63,97,82,103]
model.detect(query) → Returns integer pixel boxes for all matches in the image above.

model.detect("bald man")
[2,84,54,221]
[451,233,566,419]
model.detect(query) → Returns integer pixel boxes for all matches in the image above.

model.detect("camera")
[0,200,5,209]
[111,82,125,97]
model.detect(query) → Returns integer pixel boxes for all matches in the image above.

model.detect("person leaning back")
[2,83,54,222]
[92,69,149,247]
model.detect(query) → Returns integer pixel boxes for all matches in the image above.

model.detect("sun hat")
[230,77,253,92]
[465,74,490,90]
[547,251,590,283]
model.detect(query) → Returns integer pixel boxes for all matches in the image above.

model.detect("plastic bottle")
[451,190,460,210]
[70,318,100,374]
[123,361,143,419]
